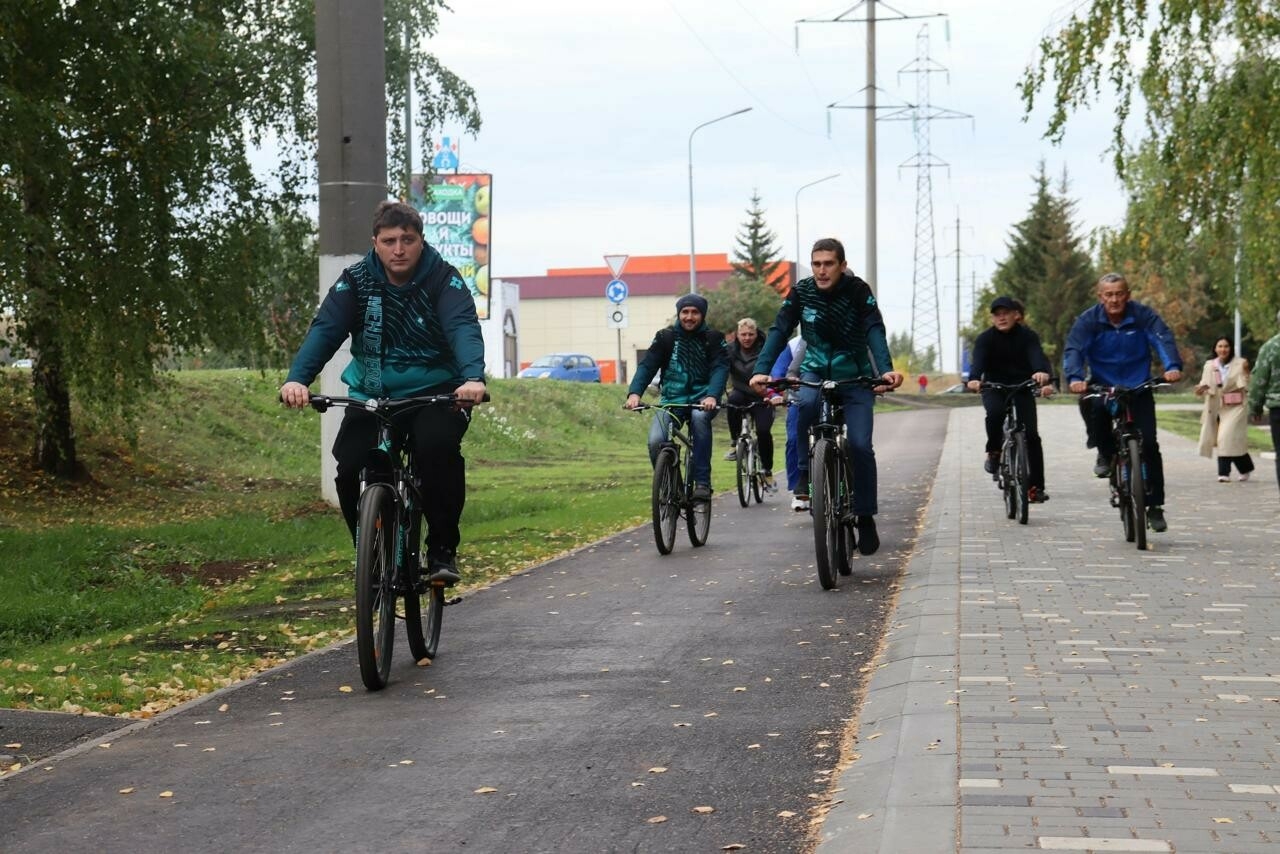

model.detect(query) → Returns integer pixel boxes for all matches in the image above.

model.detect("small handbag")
[1221,389,1245,406]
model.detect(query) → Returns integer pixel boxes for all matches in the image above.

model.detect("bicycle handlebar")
[977,378,1054,397]
[1082,379,1170,400]
[766,376,895,395]
[627,401,720,413]
[308,392,491,414]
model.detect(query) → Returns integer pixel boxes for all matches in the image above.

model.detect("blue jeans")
[795,375,878,516]
[785,403,801,491]
[1080,391,1165,507]
[648,407,716,487]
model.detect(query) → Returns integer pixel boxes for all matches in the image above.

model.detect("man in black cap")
[967,295,1056,502]
[625,293,729,500]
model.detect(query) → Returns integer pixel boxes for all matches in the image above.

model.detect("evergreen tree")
[704,274,785,338]
[989,164,1096,363]
[731,190,785,288]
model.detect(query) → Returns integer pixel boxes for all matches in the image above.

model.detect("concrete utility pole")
[316,0,387,503]
[796,1,944,293]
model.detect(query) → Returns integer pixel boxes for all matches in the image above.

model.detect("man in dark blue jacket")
[625,293,729,500]
[967,296,1056,502]
[279,201,486,584]
[1063,272,1182,532]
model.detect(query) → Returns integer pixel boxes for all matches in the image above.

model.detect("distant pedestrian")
[1195,336,1254,482]
[1248,308,1280,497]
[918,374,928,395]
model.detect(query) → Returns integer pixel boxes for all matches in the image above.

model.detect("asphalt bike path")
[0,409,948,854]
[822,403,1280,853]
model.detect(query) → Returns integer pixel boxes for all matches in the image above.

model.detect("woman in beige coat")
[1195,336,1255,481]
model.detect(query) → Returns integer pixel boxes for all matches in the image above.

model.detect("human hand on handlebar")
[454,380,487,405]
[279,381,311,409]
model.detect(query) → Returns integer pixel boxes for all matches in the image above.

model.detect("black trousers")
[726,388,776,470]
[331,403,472,557]
[1079,391,1166,507]
[981,388,1046,490]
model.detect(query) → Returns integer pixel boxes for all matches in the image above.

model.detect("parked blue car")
[518,353,601,382]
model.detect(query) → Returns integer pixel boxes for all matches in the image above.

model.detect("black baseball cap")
[990,296,1021,313]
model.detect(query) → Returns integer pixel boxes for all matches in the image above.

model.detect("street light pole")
[794,173,841,275]
[688,107,752,295]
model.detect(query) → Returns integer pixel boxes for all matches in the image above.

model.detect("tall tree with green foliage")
[731,190,785,286]
[1019,1,1280,340]
[704,275,785,338]
[888,331,937,375]
[0,1,481,476]
[988,164,1096,363]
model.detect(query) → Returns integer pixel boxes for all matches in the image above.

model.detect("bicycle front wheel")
[355,483,398,691]
[1126,437,1147,550]
[735,437,751,507]
[1012,432,1029,525]
[810,438,840,590]
[1001,439,1017,520]
[652,448,679,555]
[749,439,764,504]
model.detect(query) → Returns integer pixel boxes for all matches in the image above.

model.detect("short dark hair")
[811,238,846,264]
[372,201,424,237]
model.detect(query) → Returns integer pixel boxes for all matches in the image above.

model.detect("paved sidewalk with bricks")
[820,402,1280,854]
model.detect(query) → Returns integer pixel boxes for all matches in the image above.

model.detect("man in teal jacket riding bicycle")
[750,238,904,555]
[625,293,730,501]
[279,201,487,585]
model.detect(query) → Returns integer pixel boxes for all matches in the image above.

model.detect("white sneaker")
[1240,472,1251,482]
[791,494,810,512]
[723,450,737,461]
[1218,476,1230,483]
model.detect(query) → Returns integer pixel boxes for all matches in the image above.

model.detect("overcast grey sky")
[428,0,1125,372]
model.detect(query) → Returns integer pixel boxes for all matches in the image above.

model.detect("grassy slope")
[0,370,662,717]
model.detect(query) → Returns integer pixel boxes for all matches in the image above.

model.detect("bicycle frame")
[977,379,1042,525]
[1084,379,1166,550]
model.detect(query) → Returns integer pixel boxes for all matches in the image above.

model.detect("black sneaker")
[1147,507,1167,533]
[426,554,461,586]
[983,453,999,475]
[1093,452,1111,478]
[855,516,880,555]
[691,483,713,501]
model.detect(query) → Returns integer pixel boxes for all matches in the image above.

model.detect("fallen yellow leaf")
[858,812,873,820]
[722,845,745,851]
[865,733,882,740]
[416,657,433,667]
[1214,817,1234,824]
[474,786,498,794]
[118,787,135,795]
[777,810,796,818]
[747,744,761,749]
[218,704,229,713]
[98,743,112,749]
[3,743,20,749]
[692,806,715,814]
[648,767,668,774]
[338,686,354,693]
[159,791,174,799]
[647,815,668,824]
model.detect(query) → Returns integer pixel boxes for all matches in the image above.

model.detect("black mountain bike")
[1084,379,1166,551]
[633,404,713,554]
[977,379,1046,526]
[786,376,889,590]
[309,392,486,690]
[728,401,772,507]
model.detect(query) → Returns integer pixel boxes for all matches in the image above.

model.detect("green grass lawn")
[0,371,695,718]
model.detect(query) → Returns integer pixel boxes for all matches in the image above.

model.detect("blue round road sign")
[606,279,628,304]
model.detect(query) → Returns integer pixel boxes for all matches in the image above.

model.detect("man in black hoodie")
[966,296,1055,503]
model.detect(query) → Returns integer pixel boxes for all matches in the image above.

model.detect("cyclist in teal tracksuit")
[751,237,903,555]
[279,201,486,585]
[625,293,729,500]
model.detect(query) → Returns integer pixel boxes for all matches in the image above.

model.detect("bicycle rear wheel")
[652,448,679,554]
[1116,455,1135,543]
[1126,437,1147,550]
[402,510,444,662]
[355,483,397,691]
[1001,439,1017,520]
[687,473,711,548]
[735,436,750,507]
[810,438,840,590]
[1012,432,1029,525]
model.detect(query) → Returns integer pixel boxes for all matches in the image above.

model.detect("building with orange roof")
[501,254,796,383]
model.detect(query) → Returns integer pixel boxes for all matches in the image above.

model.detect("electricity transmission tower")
[881,25,970,372]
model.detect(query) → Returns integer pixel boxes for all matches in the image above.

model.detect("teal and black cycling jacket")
[286,246,486,399]
[628,322,729,406]
[754,273,893,381]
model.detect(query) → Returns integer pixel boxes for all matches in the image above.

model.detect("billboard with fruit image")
[409,173,492,320]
